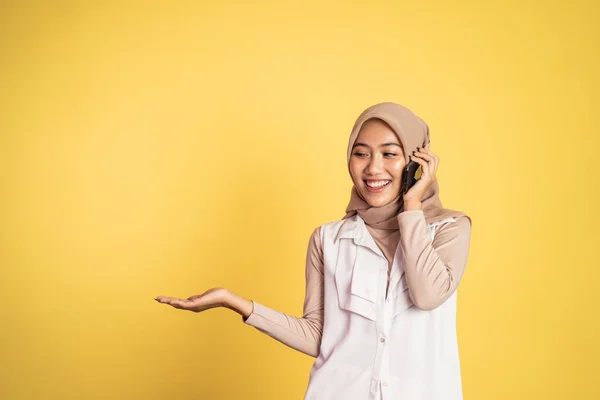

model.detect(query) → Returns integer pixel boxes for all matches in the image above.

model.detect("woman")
[156,102,473,400]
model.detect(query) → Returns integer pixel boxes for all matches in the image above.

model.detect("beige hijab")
[343,102,468,229]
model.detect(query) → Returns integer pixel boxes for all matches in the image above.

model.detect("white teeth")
[365,180,391,188]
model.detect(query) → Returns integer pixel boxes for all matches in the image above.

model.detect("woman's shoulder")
[449,213,472,235]
[310,215,362,248]
[429,207,472,230]
[432,213,472,244]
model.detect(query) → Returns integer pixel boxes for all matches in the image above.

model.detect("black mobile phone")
[401,160,422,196]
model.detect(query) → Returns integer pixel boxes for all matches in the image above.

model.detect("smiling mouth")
[363,180,392,194]
[363,180,392,188]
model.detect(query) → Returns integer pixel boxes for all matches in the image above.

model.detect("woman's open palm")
[155,287,229,312]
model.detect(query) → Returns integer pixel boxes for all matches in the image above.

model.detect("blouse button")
[383,381,389,387]
[380,337,385,343]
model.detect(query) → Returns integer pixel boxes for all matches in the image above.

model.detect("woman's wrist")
[403,200,423,211]
[223,289,254,319]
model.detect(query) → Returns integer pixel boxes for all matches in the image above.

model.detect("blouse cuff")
[397,209,425,222]
[242,300,266,327]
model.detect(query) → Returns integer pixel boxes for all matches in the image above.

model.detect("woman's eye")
[353,152,397,157]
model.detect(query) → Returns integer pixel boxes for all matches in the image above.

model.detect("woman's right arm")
[155,226,325,358]
[233,226,324,358]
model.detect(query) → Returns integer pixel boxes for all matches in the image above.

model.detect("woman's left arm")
[397,210,472,311]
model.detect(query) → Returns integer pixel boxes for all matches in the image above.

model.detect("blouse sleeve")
[397,209,472,311]
[242,226,324,358]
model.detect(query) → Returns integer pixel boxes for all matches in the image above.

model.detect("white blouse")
[244,210,472,400]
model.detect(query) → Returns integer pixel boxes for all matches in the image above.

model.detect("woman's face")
[349,119,406,207]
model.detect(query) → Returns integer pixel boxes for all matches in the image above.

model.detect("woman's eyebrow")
[352,142,402,149]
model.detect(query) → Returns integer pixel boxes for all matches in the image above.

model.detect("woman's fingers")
[156,296,187,307]
[413,150,433,162]
[155,295,204,312]
[155,289,229,312]
[416,147,439,167]
[155,296,183,303]
[155,296,173,303]
[411,147,438,178]
[170,299,189,309]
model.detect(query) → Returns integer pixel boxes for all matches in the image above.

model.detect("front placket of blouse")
[351,214,457,400]
[349,216,398,399]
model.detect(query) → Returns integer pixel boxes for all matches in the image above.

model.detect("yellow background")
[1,1,598,399]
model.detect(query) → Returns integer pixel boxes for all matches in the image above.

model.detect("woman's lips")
[363,180,391,193]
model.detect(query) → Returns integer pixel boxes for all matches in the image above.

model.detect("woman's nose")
[366,157,384,174]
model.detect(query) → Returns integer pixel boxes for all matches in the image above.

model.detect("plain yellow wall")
[1,1,598,399]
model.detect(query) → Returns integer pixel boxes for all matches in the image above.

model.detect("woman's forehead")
[356,119,401,144]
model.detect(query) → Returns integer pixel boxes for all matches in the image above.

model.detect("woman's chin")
[367,198,392,207]
[358,184,400,207]
[364,193,400,208]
